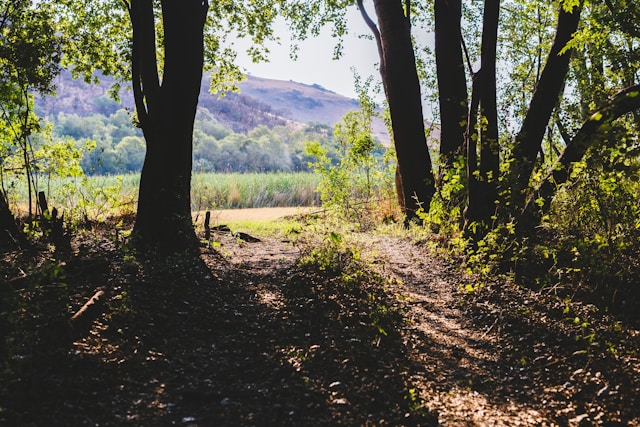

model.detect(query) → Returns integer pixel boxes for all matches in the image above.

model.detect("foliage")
[295,220,404,341]
[190,172,320,211]
[43,106,338,175]
[7,172,320,217]
[535,149,640,308]
[419,154,467,238]
[0,0,63,218]
[305,75,396,226]
[461,143,640,314]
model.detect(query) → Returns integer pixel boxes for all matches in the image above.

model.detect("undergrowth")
[292,216,406,341]
[421,152,640,319]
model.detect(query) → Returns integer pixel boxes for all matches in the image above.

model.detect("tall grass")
[191,172,320,211]
[5,172,320,217]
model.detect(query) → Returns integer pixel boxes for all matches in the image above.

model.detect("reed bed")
[5,172,320,218]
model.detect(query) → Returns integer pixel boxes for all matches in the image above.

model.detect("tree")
[462,0,500,236]
[0,0,62,249]
[126,0,209,250]
[357,0,435,222]
[434,0,467,172]
[504,1,582,221]
[51,0,280,251]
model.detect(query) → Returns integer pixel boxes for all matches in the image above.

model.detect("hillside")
[35,70,387,140]
[238,74,358,125]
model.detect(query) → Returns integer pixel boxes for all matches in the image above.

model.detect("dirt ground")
[1,217,639,426]
[194,207,317,223]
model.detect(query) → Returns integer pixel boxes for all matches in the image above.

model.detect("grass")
[191,172,320,210]
[5,172,321,217]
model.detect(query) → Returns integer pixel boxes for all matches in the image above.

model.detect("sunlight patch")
[254,285,285,310]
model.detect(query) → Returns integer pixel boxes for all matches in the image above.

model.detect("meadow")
[6,172,321,219]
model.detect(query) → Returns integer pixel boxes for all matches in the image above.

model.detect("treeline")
[48,107,339,175]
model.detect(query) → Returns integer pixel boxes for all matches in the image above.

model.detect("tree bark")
[464,0,500,236]
[505,2,582,215]
[370,0,435,221]
[435,0,467,171]
[0,192,20,251]
[130,0,209,251]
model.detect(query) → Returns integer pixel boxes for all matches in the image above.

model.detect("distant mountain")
[35,70,389,143]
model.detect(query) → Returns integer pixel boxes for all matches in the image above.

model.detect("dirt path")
[201,231,640,425]
[372,238,544,424]
[194,207,316,223]
[2,226,639,426]
[368,236,639,426]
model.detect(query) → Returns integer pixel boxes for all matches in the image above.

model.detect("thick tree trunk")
[372,0,435,222]
[464,0,500,236]
[505,3,582,215]
[435,0,467,171]
[130,0,208,251]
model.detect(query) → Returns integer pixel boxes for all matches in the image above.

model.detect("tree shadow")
[4,235,637,426]
[3,243,439,425]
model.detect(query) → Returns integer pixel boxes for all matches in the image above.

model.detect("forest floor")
[1,215,640,426]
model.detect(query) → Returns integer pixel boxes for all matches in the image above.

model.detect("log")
[68,287,107,339]
[232,231,262,243]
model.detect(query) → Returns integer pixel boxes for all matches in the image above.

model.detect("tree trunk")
[130,0,208,251]
[372,0,435,222]
[505,2,582,215]
[464,0,500,237]
[0,192,20,251]
[435,0,467,171]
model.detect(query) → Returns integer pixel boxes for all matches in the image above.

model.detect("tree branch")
[0,1,12,31]
[554,116,572,146]
[357,0,385,75]
[506,2,582,208]
[461,34,475,76]
[530,84,640,215]
[128,0,160,132]
[603,0,640,38]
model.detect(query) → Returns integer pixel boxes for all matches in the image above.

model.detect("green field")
[6,172,321,218]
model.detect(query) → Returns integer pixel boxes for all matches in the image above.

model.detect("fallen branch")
[68,287,108,339]
[207,222,261,243]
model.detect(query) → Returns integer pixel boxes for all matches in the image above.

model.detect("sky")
[233,7,382,100]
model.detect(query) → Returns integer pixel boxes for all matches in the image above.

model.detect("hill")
[35,70,388,142]
[237,74,358,125]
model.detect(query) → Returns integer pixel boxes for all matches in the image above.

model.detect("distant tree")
[115,136,145,172]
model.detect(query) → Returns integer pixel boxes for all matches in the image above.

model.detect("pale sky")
[233,6,382,100]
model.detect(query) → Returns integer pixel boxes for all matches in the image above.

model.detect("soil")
[1,217,639,426]
[194,207,316,223]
